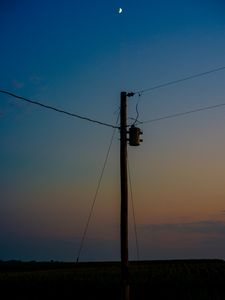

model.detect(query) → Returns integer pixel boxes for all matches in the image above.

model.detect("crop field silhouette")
[1,260,225,299]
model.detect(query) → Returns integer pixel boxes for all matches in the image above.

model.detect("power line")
[134,66,225,95]
[137,102,225,124]
[0,89,118,129]
[76,114,119,263]
[132,93,141,126]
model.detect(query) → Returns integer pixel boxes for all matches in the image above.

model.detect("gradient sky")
[1,0,225,261]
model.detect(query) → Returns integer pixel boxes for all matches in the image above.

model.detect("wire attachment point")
[127,92,135,97]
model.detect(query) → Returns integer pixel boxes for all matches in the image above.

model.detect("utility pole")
[120,91,142,300]
[120,91,129,300]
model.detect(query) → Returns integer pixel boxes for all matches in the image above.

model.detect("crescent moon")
[119,8,123,14]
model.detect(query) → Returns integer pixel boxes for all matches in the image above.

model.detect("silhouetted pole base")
[121,263,130,300]
[122,284,130,300]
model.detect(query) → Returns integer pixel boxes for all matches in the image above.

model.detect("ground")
[0,260,225,299]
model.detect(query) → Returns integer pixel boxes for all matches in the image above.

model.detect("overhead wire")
[132,93,142,126]
[136,102,225,124]
[76,113,120,263]
[2,66,225,128]
[128,66,225,127]
[0,89,118,129]
[134,66,225,95]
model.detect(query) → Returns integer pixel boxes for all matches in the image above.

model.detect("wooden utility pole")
[120,91,129,300]
[120,90,142,300]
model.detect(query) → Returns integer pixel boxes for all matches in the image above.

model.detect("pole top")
[127,92,135,97]
[120,91,135,97]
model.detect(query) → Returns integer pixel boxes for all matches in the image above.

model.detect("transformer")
[128,125,143,146]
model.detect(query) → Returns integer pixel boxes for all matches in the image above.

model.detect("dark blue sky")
[1,0,225,261]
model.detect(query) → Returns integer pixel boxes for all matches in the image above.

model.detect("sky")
[1,0,225,261]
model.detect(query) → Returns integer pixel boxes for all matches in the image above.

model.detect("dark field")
[1,259,225,299]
